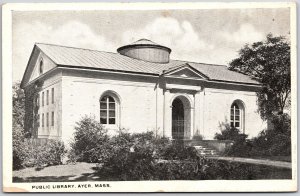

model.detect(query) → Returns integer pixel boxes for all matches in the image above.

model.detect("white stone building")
[21,39,267,144]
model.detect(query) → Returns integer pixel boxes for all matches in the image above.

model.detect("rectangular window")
[42,113,44,127]
[46,90,49,105]
[42,92,44,106]
[51,88,54,104]
[51,112,54,126]
[46,113,49,127]
[37,114,40,127]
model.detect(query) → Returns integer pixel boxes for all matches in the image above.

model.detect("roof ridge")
[173,59,228,67]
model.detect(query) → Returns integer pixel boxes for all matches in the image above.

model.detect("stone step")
[193,145,218,156]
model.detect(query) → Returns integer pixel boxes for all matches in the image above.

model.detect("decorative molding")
[166,83,202,91]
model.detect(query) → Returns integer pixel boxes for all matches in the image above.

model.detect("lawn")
[13,162,101,182]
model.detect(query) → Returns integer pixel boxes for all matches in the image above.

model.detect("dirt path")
[208,156,292,169]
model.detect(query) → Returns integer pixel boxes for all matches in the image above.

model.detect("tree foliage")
[13,82,25,128]
[12,82,26,169]
[229,34,290,120]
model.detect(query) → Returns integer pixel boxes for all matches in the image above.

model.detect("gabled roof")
[32,43,260,85]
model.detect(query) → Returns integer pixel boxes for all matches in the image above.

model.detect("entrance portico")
[162,83,202,140]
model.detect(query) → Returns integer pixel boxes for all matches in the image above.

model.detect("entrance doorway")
[172,96,191,139]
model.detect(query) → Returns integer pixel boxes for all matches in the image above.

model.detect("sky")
[12,8,290,82]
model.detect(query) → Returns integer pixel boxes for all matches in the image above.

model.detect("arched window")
[230,100,245,132]
[100,95,116,124]
[39,58,44,74]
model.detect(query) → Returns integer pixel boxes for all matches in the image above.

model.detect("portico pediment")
[163,63,209,80]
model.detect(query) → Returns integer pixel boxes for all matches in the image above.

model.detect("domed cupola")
[117,39,171,63]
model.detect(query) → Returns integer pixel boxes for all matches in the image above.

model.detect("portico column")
[194,90,201,136]
[163,89,172,138]
[190,107,194,139]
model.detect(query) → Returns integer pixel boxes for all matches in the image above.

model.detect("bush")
[192,134,204,140]
[96,131,157,180]
[159,140,199,160]
[214,124,246,141]
[214,124,251,157]
[251,114,291,157]
[95,131,206,180]
[203,159,291,180]
[69,116,205,180]
[13,125,26,170]
[68,115,109,163]
[13,138,66,170]
[69,116,291,180]
[215,114,291,158]
[22,139,66,168]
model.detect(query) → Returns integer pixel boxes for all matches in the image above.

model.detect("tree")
[12,82,26,169]
[229,34,290,120]
[13,81,25,128]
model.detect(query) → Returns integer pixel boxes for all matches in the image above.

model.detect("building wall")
[201,88,267,139]
[61,73,160,145]
[36,71,62,139]
[23,49,63,139]
[59,71,267,145]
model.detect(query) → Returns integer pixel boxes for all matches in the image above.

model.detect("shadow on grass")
[13,167,115,182]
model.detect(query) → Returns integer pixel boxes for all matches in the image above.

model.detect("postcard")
[2,2,297,192]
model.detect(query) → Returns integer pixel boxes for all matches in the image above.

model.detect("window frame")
[230,103,240,128]
[100,95,116,125]
[230,101,245,132]
[37,114,40,127]
[42,92,44,106]
[46,90,49,105]
[51,88,54,104]
[39,58,44,74]
[42,113,44,127]
[46,112,49,127]
[51,111,54,126]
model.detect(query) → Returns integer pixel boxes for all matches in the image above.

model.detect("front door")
[172,98,185,139]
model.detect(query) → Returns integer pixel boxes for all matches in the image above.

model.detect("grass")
[13,162,101,182]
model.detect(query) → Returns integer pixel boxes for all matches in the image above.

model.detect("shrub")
[69,115,109,163]
[95,132,208,180]
[13,138,66,170]
[215,114,291,158]
[96,131,158,180]
[251,114,291,157]
[159,140,199,160]
[214,124,246,141]
[13,125,26,170]
[203,159,291,180]
[69,116,203,180]
[22,139,66,168]
[214,124,251,157]
[192,134,204,140]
